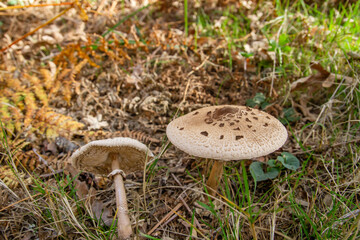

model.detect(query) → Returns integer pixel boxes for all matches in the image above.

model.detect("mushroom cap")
[70,137,153,175]
[166,105,287,160]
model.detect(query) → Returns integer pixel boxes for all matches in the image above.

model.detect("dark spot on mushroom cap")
[205,118,213,124]
[235,120,240,123]
[233,127,240,131]
[200,131,209,136]
[246,106,251,111]
[230,122,235,126]
[247,125,252,128]
[207,111,212,117]
[253,117,258,120]
[213,123,217,126]
[266,116,271,119]
[180,127,184,130]
[219,123,225,127]
[251,112,256,115]
[193,111,199,115]
[264,123,269,127]
[246,118,251,122]
[236,135,244,140]
[253,130,256,132]
[220,135,224,139]
[212,106,239,120]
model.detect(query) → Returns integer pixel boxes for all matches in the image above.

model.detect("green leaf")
[246,93,267,108]
[267,159,277,168]
[266,167,280,179]
[278,34,290,46]
[277,152,300,171]
[196,201,213,213]
[240,52,254,58]
[260,101,270,110]
[268,39,276,51]
[246,99,257,108]
[280,108,300,124]
[250,162,279,182]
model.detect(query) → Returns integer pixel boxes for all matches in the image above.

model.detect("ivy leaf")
[277,152,300,171]
[250,162,279,182]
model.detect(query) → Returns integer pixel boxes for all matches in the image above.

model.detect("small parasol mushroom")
[166,105,288,196]
[70,137,153,240]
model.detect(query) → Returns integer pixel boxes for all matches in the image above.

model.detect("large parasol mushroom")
[166,105,288,196]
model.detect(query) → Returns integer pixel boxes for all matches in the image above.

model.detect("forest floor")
[0,0,360,239]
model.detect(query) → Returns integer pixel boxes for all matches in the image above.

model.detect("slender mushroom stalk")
[70,137,153,240]
[166,105,288,197]
[206,160,224,197]
[110,153,132,240]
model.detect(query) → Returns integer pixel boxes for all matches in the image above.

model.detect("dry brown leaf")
[125,64,143,90]
[291,62,330,92]
[91,200,114,227]
[74,179,91,199]
[291,62,356,92]
[293,97,318,122]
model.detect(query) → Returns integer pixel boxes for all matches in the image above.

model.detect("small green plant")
[245,92,269,109]
[268,34,292,66]
[280,107,300,124]
[250,152,300,182]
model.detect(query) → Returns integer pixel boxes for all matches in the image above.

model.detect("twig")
[147,202,183,235]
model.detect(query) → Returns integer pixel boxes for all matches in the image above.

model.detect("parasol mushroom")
[166,105,287,196]
[70,137,153,240]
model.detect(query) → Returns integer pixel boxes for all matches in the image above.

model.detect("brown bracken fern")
[0,64,84,140]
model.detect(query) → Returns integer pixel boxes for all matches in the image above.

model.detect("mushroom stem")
[110,153,132,240]
[206,160,224,197]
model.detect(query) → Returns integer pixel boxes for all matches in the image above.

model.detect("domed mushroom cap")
[70,137,153,175]
[166,105,287,160]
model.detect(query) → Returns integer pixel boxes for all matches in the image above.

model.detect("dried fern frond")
[40,68,54,90]
[1,138,30,165]
[0,165,32,189]
[0,65,85,140]
[23,92,37,128]
[0,97,14,136]
[35,109,84,139]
